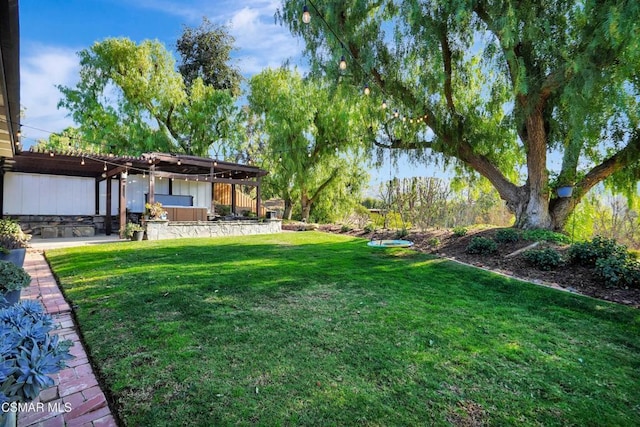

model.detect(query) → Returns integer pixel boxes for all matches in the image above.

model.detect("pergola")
[1,149,268,235]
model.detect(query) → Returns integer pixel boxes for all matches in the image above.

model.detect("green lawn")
[46,232,640,426]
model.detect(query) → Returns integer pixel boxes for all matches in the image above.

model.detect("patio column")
[148,164,155,205]
[105,176,112,236]
[231,183,237,216]
[256,178,262,217]
[119,172,127,237]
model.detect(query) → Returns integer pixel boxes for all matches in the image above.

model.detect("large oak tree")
[279,0,640,230]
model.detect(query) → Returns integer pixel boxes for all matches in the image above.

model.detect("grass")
[46,232,640,426]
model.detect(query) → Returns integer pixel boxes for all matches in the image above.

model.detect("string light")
[103,162,107,171]
[302,5,311,24]
[177,158,181,166]
[339,55,347,70]
[363,84,370,95]
[81,157,85,165]
[382,100,387,109]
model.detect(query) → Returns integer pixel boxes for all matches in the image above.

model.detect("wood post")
[119,173,127,237]
[105,177,112,236]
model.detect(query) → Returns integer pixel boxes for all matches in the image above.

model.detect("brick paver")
[14,251,119,427]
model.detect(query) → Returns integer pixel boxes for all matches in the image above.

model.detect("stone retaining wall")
[8,215,118,238]
[146,219,282,240]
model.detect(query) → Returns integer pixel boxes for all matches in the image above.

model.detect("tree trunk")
[283,198,293,220]
[301,192,312,222]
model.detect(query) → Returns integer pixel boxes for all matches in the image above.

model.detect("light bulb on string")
[393,109,399,118]
[81,157,85,166]
[339,55,347,70]
[363,84,370,96]
[302,5,311,24]
[49,151,54,157]
[103,162,107,171]
[177,158,181,166]
[382,100,387,109]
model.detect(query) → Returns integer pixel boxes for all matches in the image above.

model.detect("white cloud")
[133,0,305,76]
[20,44,79,146]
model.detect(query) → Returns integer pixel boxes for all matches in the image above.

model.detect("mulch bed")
[283,223,640,309]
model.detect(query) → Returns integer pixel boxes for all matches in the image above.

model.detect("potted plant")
[0,299,74,426]
[0,219,31,267]
[145,202,168,220]
[0,261,31,309]
[123,222,145,241]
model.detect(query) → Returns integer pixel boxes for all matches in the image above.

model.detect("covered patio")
[2,149,275,238]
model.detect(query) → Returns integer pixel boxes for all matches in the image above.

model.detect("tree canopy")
[279,0,640,230]
[248,68,369,221]
[57,37,243,157]
[176,17,242,96]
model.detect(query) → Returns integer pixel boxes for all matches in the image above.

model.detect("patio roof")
[3,149,268,184]
[0,0,20,159]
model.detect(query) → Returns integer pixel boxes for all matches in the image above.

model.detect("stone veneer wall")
[9,215,119,238]
[146,219,282,240]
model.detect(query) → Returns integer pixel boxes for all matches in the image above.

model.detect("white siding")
[126,174,150,213]
[171,180,212,210]
[98,180,119,215]
[4,172,95,215]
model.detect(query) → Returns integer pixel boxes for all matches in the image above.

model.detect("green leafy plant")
[340,224,353,233]
[0,300,74,405]
[395,228,409,239]
[594,256,640,288]
[363,223,375,233]
[0,260,31,293]
[452,226,468,237]
[522,248,563,271]
[521,229,571,244]
[568,236,628,267]
[495,228,520,244]
[123,222,145,239]
[145,202,167,220]
[465,237,498,255]
[0,219,31,252]
[427,237,441,247]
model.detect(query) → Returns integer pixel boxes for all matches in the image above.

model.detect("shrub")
[395,228,409,239]
[0,300,74,403]
[521,229,571,244]
[594,256,640,288]
[452,226,468,237]
[427,237,441,247]
[466,237,497,255]
[495,228,520,244]
[340,224,353,233]
[0,219,31,251]
[363,223,375,233]
[522,248,563,271]
[568,236,628,267]
[0,260,31,292]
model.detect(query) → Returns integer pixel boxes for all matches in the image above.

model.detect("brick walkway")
[16,251,118,427]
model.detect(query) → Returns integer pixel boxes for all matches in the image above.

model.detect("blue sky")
[19,0,445,193]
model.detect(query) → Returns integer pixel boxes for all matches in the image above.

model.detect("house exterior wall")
[4,172,97,215]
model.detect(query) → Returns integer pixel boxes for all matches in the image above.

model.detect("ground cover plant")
[46,232,640,426]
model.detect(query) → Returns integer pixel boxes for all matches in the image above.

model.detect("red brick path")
[16,252,118,427]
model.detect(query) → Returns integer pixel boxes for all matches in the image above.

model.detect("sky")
[18,0,446,193]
